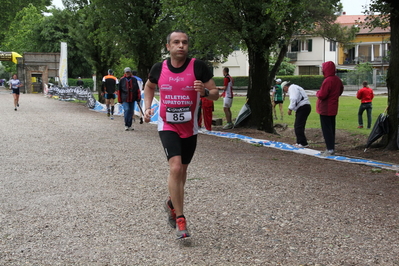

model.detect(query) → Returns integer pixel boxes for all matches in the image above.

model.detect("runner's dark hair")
[166,30,189,44]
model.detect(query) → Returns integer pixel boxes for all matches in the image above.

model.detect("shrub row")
[214,75,324,90]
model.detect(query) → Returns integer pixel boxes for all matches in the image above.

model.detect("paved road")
[1,89,398,265]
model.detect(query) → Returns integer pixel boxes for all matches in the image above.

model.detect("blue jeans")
[358,102,372,128]
[122,102,135,127]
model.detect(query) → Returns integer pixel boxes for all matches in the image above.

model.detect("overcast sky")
[339,0,371,15]
[51,0,370,15]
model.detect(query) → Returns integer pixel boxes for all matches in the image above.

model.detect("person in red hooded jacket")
[316,61,344,156]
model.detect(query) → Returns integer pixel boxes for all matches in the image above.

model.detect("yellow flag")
[11,52,22,64]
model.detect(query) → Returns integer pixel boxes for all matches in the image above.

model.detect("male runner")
[144,30,219,239]
[102,69,118,119]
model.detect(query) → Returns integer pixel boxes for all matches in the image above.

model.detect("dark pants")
[358,102,372,128]
[320,115,336,151]
[122,102,135,127]
[294,104,311,146]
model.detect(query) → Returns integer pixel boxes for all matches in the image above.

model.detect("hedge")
[214,75,325,90]
[68,78,94,89]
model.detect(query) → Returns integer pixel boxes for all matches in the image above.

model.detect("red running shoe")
[176,217,190,239]
[164,198,176,228]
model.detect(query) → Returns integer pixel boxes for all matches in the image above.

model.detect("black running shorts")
[159,131,197,164]
[105,93,116,99]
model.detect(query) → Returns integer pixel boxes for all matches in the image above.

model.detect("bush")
[214,75,324,90]
[276,75,324,90]
[68,78,94,90]
[213,76,250,87]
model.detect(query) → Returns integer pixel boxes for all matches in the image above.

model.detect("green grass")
[88,91,388,137]
[212,94,388,136]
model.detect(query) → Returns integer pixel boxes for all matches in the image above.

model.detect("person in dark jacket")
[316,61,344,156]
[118,67,141,131]
[76,77,84,87]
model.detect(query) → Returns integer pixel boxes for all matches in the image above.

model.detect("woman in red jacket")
[316,61,344,156]
[356,81,374,129]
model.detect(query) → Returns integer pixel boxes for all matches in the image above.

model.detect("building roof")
[336,15,390,35]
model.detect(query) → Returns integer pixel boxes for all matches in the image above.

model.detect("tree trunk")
[385,0,399,150]
[245,47,274,133]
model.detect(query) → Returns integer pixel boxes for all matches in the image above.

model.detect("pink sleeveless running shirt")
[157,58,200,138]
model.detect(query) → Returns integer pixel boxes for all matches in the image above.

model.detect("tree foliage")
[0,0,51,46]
[2,4,44,53]
[165,0,344,132]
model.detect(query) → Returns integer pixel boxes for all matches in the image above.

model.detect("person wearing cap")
[271,78,285,120]
[118,67,141,130]
[76,77,84,87]
[282,81,311,148]
[102,69,119,119]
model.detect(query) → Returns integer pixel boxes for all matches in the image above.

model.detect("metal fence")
[337,72,387,87]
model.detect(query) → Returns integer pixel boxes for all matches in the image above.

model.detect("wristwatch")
[201,88,210,98]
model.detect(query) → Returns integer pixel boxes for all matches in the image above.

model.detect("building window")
[300,39,312,52]
[299,66,319,75]
[329,41,337,51]
[291,40,299,52]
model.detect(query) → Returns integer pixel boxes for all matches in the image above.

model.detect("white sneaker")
[125,126,129,131]
[223,123,233,130]
[320,150,335,157]
[128,127,134,131]
[293,143,309,148]
[110,115,114,120]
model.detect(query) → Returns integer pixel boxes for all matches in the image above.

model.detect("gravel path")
[1,88,399,265]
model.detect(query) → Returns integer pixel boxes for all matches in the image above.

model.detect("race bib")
[165,106,192,123]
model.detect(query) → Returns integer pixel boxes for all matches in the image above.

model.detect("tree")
[33,8,93,78]
[2,4,44,53]
[166,0,345,132]
[70,3,122,101]
[364,0,399,150]
[270,57,296,76]
[0,0,51,46]
[94,0,173,81]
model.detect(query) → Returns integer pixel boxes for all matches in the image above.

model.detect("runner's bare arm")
[144,80,156,122]
[195,79,219,101]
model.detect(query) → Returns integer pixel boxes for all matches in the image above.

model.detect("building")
[336,15,390,85]
[213,14,390,84]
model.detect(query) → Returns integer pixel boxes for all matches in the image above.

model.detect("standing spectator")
[220,67,234,129]
[143,30,219,239]
[9,74,23,111]
[316,61,344,156]
[76,77,84,87]
[198,97,214,131]
[132,70,144,120]
[271,78,285,120]
[102,69,119,120]
[356,81,374,129]
[132,70,143,91]
[118,67,140,131]
[282,81,311,148]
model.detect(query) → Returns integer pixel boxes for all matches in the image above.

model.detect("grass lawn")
[212,94,388,137]
[88,91,388,137]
